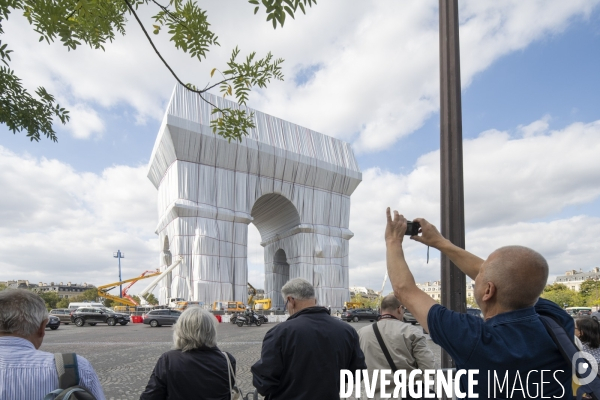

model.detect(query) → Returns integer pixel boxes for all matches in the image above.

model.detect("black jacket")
[251,306,366,400]
[140,346,236,400]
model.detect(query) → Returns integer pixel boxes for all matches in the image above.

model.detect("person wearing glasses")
[251,278,366,400]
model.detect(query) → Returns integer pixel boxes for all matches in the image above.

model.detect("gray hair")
[173,307,217,351]
[0,289,48,337]
[281,278,315,300]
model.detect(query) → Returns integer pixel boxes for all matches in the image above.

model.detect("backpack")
[43,353,97,400]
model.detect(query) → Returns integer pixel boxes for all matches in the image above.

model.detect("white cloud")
[1,117,599,293]
[349,118,600,287]
[2,1,598,151]
[253,0,600,152]
[61,103,105,139]
[0,146,157,291]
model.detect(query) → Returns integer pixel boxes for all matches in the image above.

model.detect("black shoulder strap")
[54,353,80,389]
[539,315,600,398]
[372,322,397,372]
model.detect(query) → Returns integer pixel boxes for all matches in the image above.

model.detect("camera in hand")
[405,221,420,236]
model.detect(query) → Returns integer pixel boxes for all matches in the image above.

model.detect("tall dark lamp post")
[113,250,125,298]
[439,0,467,370]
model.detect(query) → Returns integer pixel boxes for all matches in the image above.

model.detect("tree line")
[0,285,158,310]
[541,280,600,308]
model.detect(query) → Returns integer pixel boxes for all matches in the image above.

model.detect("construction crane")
[97,270,161,307]
[137,256,184,305]
[247,282,257,308]
[377,272,389,296]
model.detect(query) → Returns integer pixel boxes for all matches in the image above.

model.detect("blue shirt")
[428,299,573,399]
[0,336,105,400]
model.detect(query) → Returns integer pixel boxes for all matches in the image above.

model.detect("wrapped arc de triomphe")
[147,85,362,309]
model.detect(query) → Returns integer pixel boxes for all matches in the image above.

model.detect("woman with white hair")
[140,307,236,400]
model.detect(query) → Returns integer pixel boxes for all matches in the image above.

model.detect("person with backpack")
[0,289,105,400]
[384,209,574,399]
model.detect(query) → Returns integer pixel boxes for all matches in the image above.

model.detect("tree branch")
[122,0,221,108]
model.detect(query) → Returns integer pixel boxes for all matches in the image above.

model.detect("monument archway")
[251,194,299,309]
[270,249,290,309]
[147,85,362,308]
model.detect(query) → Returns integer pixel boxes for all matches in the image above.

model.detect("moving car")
[341,308,380,322]
[143,309,182,327]
[49,308,72,325]
[46,315,60,330]
[71,307,130,327]
[566,307,592,317]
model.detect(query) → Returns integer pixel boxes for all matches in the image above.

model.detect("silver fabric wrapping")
[148,85,361,308]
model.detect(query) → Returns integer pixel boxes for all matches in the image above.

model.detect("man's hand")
[410,218,448,249]
[385,208,407,245]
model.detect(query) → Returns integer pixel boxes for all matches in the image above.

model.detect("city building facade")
[554,268,600,291]
[31,282,94,299]
[416,280,475,302]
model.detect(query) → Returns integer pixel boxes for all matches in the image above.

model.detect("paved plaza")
[40,319,442,400]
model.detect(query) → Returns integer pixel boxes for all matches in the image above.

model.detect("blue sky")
[5,4,599,177]
[1,1,599,296]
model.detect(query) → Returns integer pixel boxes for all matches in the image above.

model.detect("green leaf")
[210,68,216,77]
[284,6,295,19]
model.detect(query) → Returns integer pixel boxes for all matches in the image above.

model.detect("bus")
[565,307,592,316]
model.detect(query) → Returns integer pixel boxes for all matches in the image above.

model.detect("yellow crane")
[247,282,257,307]
[97,270,161,307]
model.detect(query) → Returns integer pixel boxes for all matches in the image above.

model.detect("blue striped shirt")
[0,336,105,400]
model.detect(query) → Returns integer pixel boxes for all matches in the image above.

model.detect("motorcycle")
[236,313,268,327]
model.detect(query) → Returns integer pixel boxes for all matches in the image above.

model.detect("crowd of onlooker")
[1,210,598,400]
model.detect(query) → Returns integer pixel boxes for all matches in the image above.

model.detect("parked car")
[341,308,380,322]
[143,309,182,327]
[49,308,73,325]
[403,309,418,325]
[46,315,60,330]
[591,311,600,321]
[466,308,483,319]
[70,307,130,327]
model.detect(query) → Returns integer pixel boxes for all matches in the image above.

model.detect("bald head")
[380,294,402,313]
[482,246,548,310]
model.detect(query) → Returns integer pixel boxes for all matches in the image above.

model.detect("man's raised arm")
[410,218,484,281]
[386,208,436,332]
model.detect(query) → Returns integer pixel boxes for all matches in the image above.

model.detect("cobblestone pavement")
[40,319,441,400]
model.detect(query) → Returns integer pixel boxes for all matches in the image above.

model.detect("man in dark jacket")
[251,278,366,400]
